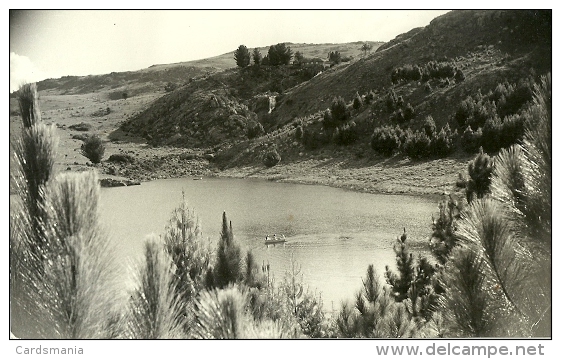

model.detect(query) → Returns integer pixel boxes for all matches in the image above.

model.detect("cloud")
[10,52,50,92]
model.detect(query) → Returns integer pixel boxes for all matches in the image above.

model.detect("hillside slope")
[118,41,383,147]
[120,10,550,154]
[32,41,376,99]
[15,10,550,196]
[269,10,551,125]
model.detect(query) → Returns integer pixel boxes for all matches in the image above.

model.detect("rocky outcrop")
[99,178,141,187]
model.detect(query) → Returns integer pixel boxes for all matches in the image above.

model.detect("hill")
[11,10,551,196]
[31,41,375,99]
[117,41,382,147]
[120,10,550,154]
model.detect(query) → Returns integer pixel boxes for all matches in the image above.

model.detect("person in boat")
[265,235,270,241]
[273,234,277,241]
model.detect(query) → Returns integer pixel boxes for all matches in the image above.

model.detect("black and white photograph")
[8,7,552,350]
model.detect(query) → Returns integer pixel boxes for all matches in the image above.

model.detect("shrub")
[431,123,457,157]
[385,236,415,302]
[353,92,363,110]
[330,96,350,124]
[491,78,535,118]
[461,126,483,153]
[108,153,135,164]
[455,96,475,128]
[295,126,303,140]
[422,116,437,138]
[455,95,497,131]
[499,113,525,148]
[391,65,422,83]
[322,109,335,130]
[371,125,400,156]
[455,69,465,83]
[456,172,468,188]
[247,121,264,139]
[264,149,281,167]
[334,121,358,146]
[481,113,526,153]
[91,108,111,117]
[386,90,398,111]
[402,130,431,159]
[403,103,415,121]
[392,109,405,123]
[364,90,375,105]
[338,265,420,338]
[81,135,105,164]
[164,82,178,92]
[481,116,503,152]
[280,256,329,338]
[302,128,329,150]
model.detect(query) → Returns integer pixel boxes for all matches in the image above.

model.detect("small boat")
[193,177,203,180]
[264,235,287,245]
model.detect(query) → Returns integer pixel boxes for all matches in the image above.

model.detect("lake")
[99,177,439,312]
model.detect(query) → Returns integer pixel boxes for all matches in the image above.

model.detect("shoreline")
[96,153,465,205]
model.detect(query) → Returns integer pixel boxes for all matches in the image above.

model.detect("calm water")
[99,177,439,311]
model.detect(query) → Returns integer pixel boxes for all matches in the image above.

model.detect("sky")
[8,10,451,92]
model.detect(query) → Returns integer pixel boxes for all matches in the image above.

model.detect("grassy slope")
[270,10,551,128]
[116,41,384,148]
[9,41,381,189]
[209,10,551,195]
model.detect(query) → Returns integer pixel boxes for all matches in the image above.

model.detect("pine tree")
[127,237,186,339]
[267,43,293,66]
[162,193,213,333]
[338,264,420,338]
[430,195,461,264]
[234,45,251,68]
[293,51,304,65]
[466,147,493,203]
[12,83,57,260]
[213,212,242,288]
[448,73,552,337]
[353,92,363,110]
[193,285,293,339]
[360,42,373,57]
[328,51,341,64]
[11,83,118,339]
[440,247,495,337]
[385,231,415,302]
[252,48,262,66]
